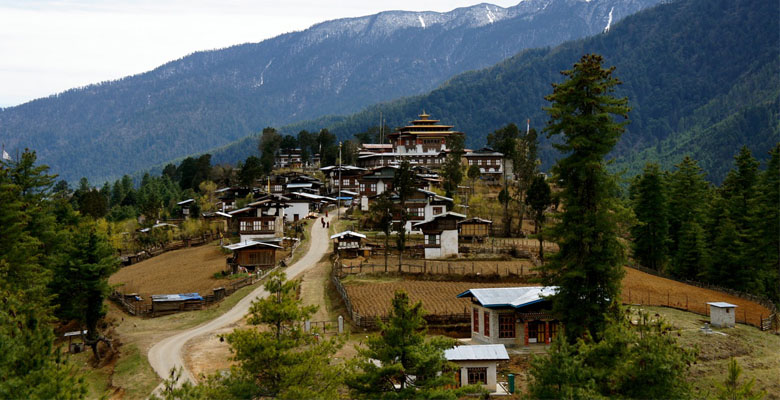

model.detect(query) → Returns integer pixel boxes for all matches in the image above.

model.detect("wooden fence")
[330,260,471,330]
[119,230,220,266]
[627,264,778,331]
[336,260,536,279]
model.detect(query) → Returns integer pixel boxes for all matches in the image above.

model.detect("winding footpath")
[147,216,331,393]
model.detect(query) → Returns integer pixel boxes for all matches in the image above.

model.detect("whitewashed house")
[229,195,288,243]
[445,345,509,392]
[412,212,465,259]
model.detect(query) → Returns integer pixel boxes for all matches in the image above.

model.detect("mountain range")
[208,0,775,184]
[0,0,662,183]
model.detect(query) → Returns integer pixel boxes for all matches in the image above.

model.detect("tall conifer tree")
[541,54,629,342]
[630,163,669,271]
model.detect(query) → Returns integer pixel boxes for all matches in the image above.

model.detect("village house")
[215,186,260,212]
[413,211,466,259]
[457,286,560,347]
[463,147,509,183]
[320,165,366,194]
[223,240,283,273]
[393,188,453,233]
[228,194,288,242]
[444,344,509,392]
[330,230,368,258]
[274,148,303,169]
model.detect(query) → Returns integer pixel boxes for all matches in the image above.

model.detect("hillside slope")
[0,0,660,182]
[208,0,775,183]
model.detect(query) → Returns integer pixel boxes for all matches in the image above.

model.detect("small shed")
[224,240,283,273]
[151,293,204,314]
[330,231,367,258]
[707,302,737,328]
[445,344,509,392]
[177,198,196,217]
[458,217,493,241]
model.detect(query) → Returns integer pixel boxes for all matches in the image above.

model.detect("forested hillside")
[206,0,776,184]
[0,0,660,183]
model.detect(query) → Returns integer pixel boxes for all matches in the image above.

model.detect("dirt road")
[147,215,332,392]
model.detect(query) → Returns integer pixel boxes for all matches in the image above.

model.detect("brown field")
[340,256,536,277]
[344,280,533,317]
[109,243,254,305]
[621,267,772,326]
[344,267,773,327]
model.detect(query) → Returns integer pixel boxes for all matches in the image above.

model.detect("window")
[370,183,377,192]
[426,234,440,246]
[484,312,490,337]
[240,221,250,232]
[473,309,479,333]
[499,314,515,338]
[253,220,262,231]
[264,220,274,231]
[469,160,474,165]
[408,208,424,217]
[274,185,283,192]
[467,368,487,385]
[342,179,350,186]
[478,159,483,165]
[359,183,365,192]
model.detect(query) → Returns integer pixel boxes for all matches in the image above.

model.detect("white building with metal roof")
[445,344,509,392]
[458,286,559,346]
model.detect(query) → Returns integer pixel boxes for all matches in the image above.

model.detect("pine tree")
[514,127,539,235]
[541,54,629,342]
[441,134,465,198]
[674,220,709,280]
[525,174,551,262]
[170,271,344,399]
[393,160,415,272]
[668,156,710,260]
[716,358,766,400]
[528,309,695,399]
[487,123,519,236]
[630,163,670,271]
[347,291,475,399]
[754,144,780,300]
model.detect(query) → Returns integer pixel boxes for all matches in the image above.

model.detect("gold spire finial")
[419,110,430,120]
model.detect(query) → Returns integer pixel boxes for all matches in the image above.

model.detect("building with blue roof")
[457,286,559,346]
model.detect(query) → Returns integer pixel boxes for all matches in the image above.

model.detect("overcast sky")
[0,0,521,107]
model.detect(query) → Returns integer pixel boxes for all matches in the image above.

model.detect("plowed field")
[109,243,242,305]
[344,280,533,317]
[343,267,773,327]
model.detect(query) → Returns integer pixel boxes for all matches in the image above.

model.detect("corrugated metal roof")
[287,183,312,189]
[457,286,557,309]
[707,302,737,308]
[444,345,509,361]
[223,240,283,250]
[330,231,367,240]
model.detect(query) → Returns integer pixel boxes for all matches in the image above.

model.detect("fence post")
[338,316,344,334]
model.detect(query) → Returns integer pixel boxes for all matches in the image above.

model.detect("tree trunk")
[384,233,389,273]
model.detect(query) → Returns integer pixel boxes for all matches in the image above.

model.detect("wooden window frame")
[467,367,488,385]
[484,312,490,337]
[499,314,515,338]
[473,308,479,333]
